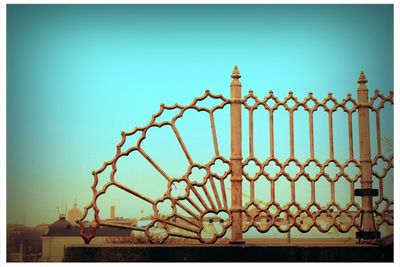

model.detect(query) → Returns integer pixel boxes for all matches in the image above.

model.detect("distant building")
[110,205,116,219]
[67,200,83,225]
[7,224,47,262]
[41,212,132,262]
[7,243,24,262]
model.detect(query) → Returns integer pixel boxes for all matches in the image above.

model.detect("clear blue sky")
[7,4,393,226]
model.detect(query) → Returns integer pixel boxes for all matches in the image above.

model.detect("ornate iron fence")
[78,66,393,244]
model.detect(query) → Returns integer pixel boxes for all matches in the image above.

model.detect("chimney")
[110,205,115,219]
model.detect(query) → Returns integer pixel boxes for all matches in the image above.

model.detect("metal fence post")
[229,66,245,244]
[356,71,379,240]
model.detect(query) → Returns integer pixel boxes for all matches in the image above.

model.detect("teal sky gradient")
[7,4,393,226]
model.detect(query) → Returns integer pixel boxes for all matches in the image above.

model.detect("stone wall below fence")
[64,242,393,262]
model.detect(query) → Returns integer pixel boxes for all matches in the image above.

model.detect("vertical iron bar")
[269,110,275,157]
[348,112,354,160]
[229,65,245,244]
[328,111,334,159]
[289,110,294,158]
[356,71,376,234]
[250,180,255,203]
[375,111,382,156]
[249,109,254,157]
[309,110,315,159]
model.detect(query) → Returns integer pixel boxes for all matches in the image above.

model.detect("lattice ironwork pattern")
[370,90,394,230]
[78,91,233,244]
[78,67,393,244]
[241,90,379,235]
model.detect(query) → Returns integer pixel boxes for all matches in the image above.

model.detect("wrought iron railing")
[78,66,393,244]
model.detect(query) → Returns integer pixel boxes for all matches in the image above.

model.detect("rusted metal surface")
[77,88,232,244]
[229,66,245,244]
[78,67,393,244]
[241,84,363,235]
[369,88,394,231]
[356,72,375,234]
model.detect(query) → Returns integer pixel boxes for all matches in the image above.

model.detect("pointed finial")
[231,65,241,79]
[358,71,368,84]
